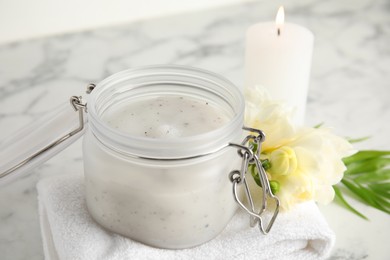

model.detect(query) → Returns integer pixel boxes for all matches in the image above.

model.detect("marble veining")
[1,0,390,259]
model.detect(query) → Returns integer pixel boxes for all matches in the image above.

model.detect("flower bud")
[269,180,280,194]
[269,146,298,176]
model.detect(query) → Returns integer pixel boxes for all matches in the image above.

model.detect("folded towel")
[37,173,335,260]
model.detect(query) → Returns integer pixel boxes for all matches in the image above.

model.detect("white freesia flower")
[245,85,355,209]
[244,86,296,148]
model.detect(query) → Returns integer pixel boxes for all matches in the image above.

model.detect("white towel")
[37,173,335,260]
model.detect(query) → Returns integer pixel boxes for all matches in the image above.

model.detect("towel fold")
[37,173,334,260]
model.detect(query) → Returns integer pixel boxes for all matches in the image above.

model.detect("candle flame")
[276,6,285,25]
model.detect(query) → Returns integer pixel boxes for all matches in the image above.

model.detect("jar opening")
[87,65,244,159]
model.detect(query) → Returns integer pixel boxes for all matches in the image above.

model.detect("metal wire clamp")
[229,127,280,234]
[0,96,87,180]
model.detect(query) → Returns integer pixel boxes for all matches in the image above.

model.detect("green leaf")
[343,150,390,165]
[340,148,390,216]
[368,183,390,197]
[362,186,390,212]
[354,169,390,183]
[344,157,390,175]
[346,136,371,143]
[341,179,376,205]
[314,122,324,128]
[333,185,368,220]
[341,179,390,214]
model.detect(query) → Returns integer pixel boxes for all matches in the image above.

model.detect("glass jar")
[83,65,245,249]
[0,65,279,249]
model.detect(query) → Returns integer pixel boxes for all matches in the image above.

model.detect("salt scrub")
[84,94,241,249]
[102,95,231,138]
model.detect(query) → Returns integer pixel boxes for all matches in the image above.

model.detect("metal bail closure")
[0,84,94,184]
[229,127,280,234]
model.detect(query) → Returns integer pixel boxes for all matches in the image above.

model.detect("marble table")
[1,0,389,259]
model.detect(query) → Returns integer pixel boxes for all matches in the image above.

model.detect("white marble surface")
[0,0,389,259]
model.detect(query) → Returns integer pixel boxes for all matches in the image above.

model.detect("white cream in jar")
[83,66,245,249]
[103,95,231,138]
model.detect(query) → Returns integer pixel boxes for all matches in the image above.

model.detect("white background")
[0,0,252,44]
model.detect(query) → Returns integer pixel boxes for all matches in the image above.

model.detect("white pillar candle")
[244,7,314,125]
